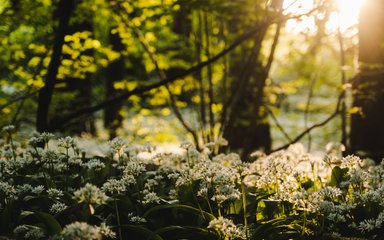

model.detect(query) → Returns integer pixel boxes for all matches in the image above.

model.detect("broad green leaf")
[330,166,348,188]
[34,211,62,235]
[143,204,215,221]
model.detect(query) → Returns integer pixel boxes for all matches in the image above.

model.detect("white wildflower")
[50,202,68,214]
[0,181,16,199]
[1,125,15,133]
[102,179,126,195]
[58,136,76,149]
[32,185,44,195]
[47,188,64,199]
[208,217,246,239]
[317,186,342,200]
[108,137,126,156]
[128,213,147,223]
[341,155,363,170]
[16,184,33,194]
[123,160,145,176]
[83,159,105,171]
[168,189,178,200]
[142,189,161,205]
[180,141,194,150]
[358,219,379,233]
[74,183,108,205]
[61,222,115,240]
[69,157,83,166]
[13,225,45,240]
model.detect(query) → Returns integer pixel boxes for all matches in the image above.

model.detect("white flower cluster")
[50,202,68,214]
[0,180,16,199]
[82,158,105,171]
[102,178,126,195]
[128,213,147,223]
[13,225,45,240]
[141,189,161,205]
[208,217,246,239]
[74,183,108,205]
[61,222,115,240]
[356,211,384,233]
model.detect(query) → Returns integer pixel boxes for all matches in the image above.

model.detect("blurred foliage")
[0,0,359,152]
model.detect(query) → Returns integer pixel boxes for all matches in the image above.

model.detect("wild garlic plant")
[1,126,384,239]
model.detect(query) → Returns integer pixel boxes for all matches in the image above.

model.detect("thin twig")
[304,73,318,151]
[0,90,38,111]
[265,105,292,142]
[131,26,200,148]
[271,94,342,153]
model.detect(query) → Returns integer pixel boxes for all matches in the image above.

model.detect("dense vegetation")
[2,0,384,239]
[0,0,357,153]
[1,127,384,239]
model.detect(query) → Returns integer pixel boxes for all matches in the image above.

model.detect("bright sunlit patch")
[327,0,365,32]
[283,0,366,34]
[283,0,315,32]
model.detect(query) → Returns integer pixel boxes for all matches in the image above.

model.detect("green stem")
[115,199,123,240]
[218,203,222,217]
[65,148,69,191]
[9,135,17,161]
[206,196,214,215]
[241,180,248,239]
[302,211,307,236]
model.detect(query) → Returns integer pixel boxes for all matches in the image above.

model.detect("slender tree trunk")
[52,17,96,135]
[36,0,75,132]
[350,0,384,162]
[223,1,284,159]
[104,29,126,139]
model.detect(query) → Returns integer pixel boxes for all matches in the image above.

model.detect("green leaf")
[120,224,164,240]
[34,211,62,235]
[330,166,348,188]
[143,204,215,221]
[0,200,21,233]
[251,218,298,240]
[151,225,217,240]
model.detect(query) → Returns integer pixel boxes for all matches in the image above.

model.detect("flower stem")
[302,210,307,236]
[115,199,123,240]
[241,180,248,239]
[9,134,17,161]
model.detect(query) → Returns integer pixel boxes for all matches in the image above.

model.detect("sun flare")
[329,0,365,32]
[284,0,366,33]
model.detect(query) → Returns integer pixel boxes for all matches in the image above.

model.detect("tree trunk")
[104,30,126,139]
[223,0,284,159]
[350,0,384,162]
[36,0,75,132]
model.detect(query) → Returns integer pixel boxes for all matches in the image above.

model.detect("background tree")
[0,0,363,158]
[351,0,384,162]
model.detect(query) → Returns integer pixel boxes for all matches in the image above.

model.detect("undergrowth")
[0,125,383,240]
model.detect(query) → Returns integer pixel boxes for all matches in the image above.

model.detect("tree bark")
[104,30,126,139]
[36,0,75,132]
[350,0,384,162]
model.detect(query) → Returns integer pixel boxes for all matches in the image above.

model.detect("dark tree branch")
[0,89,38,111]
[271,93,342,153]
[48,23,263,131]
[47,8,320,131]
[265,105,292,142]
[131,26,201,148]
